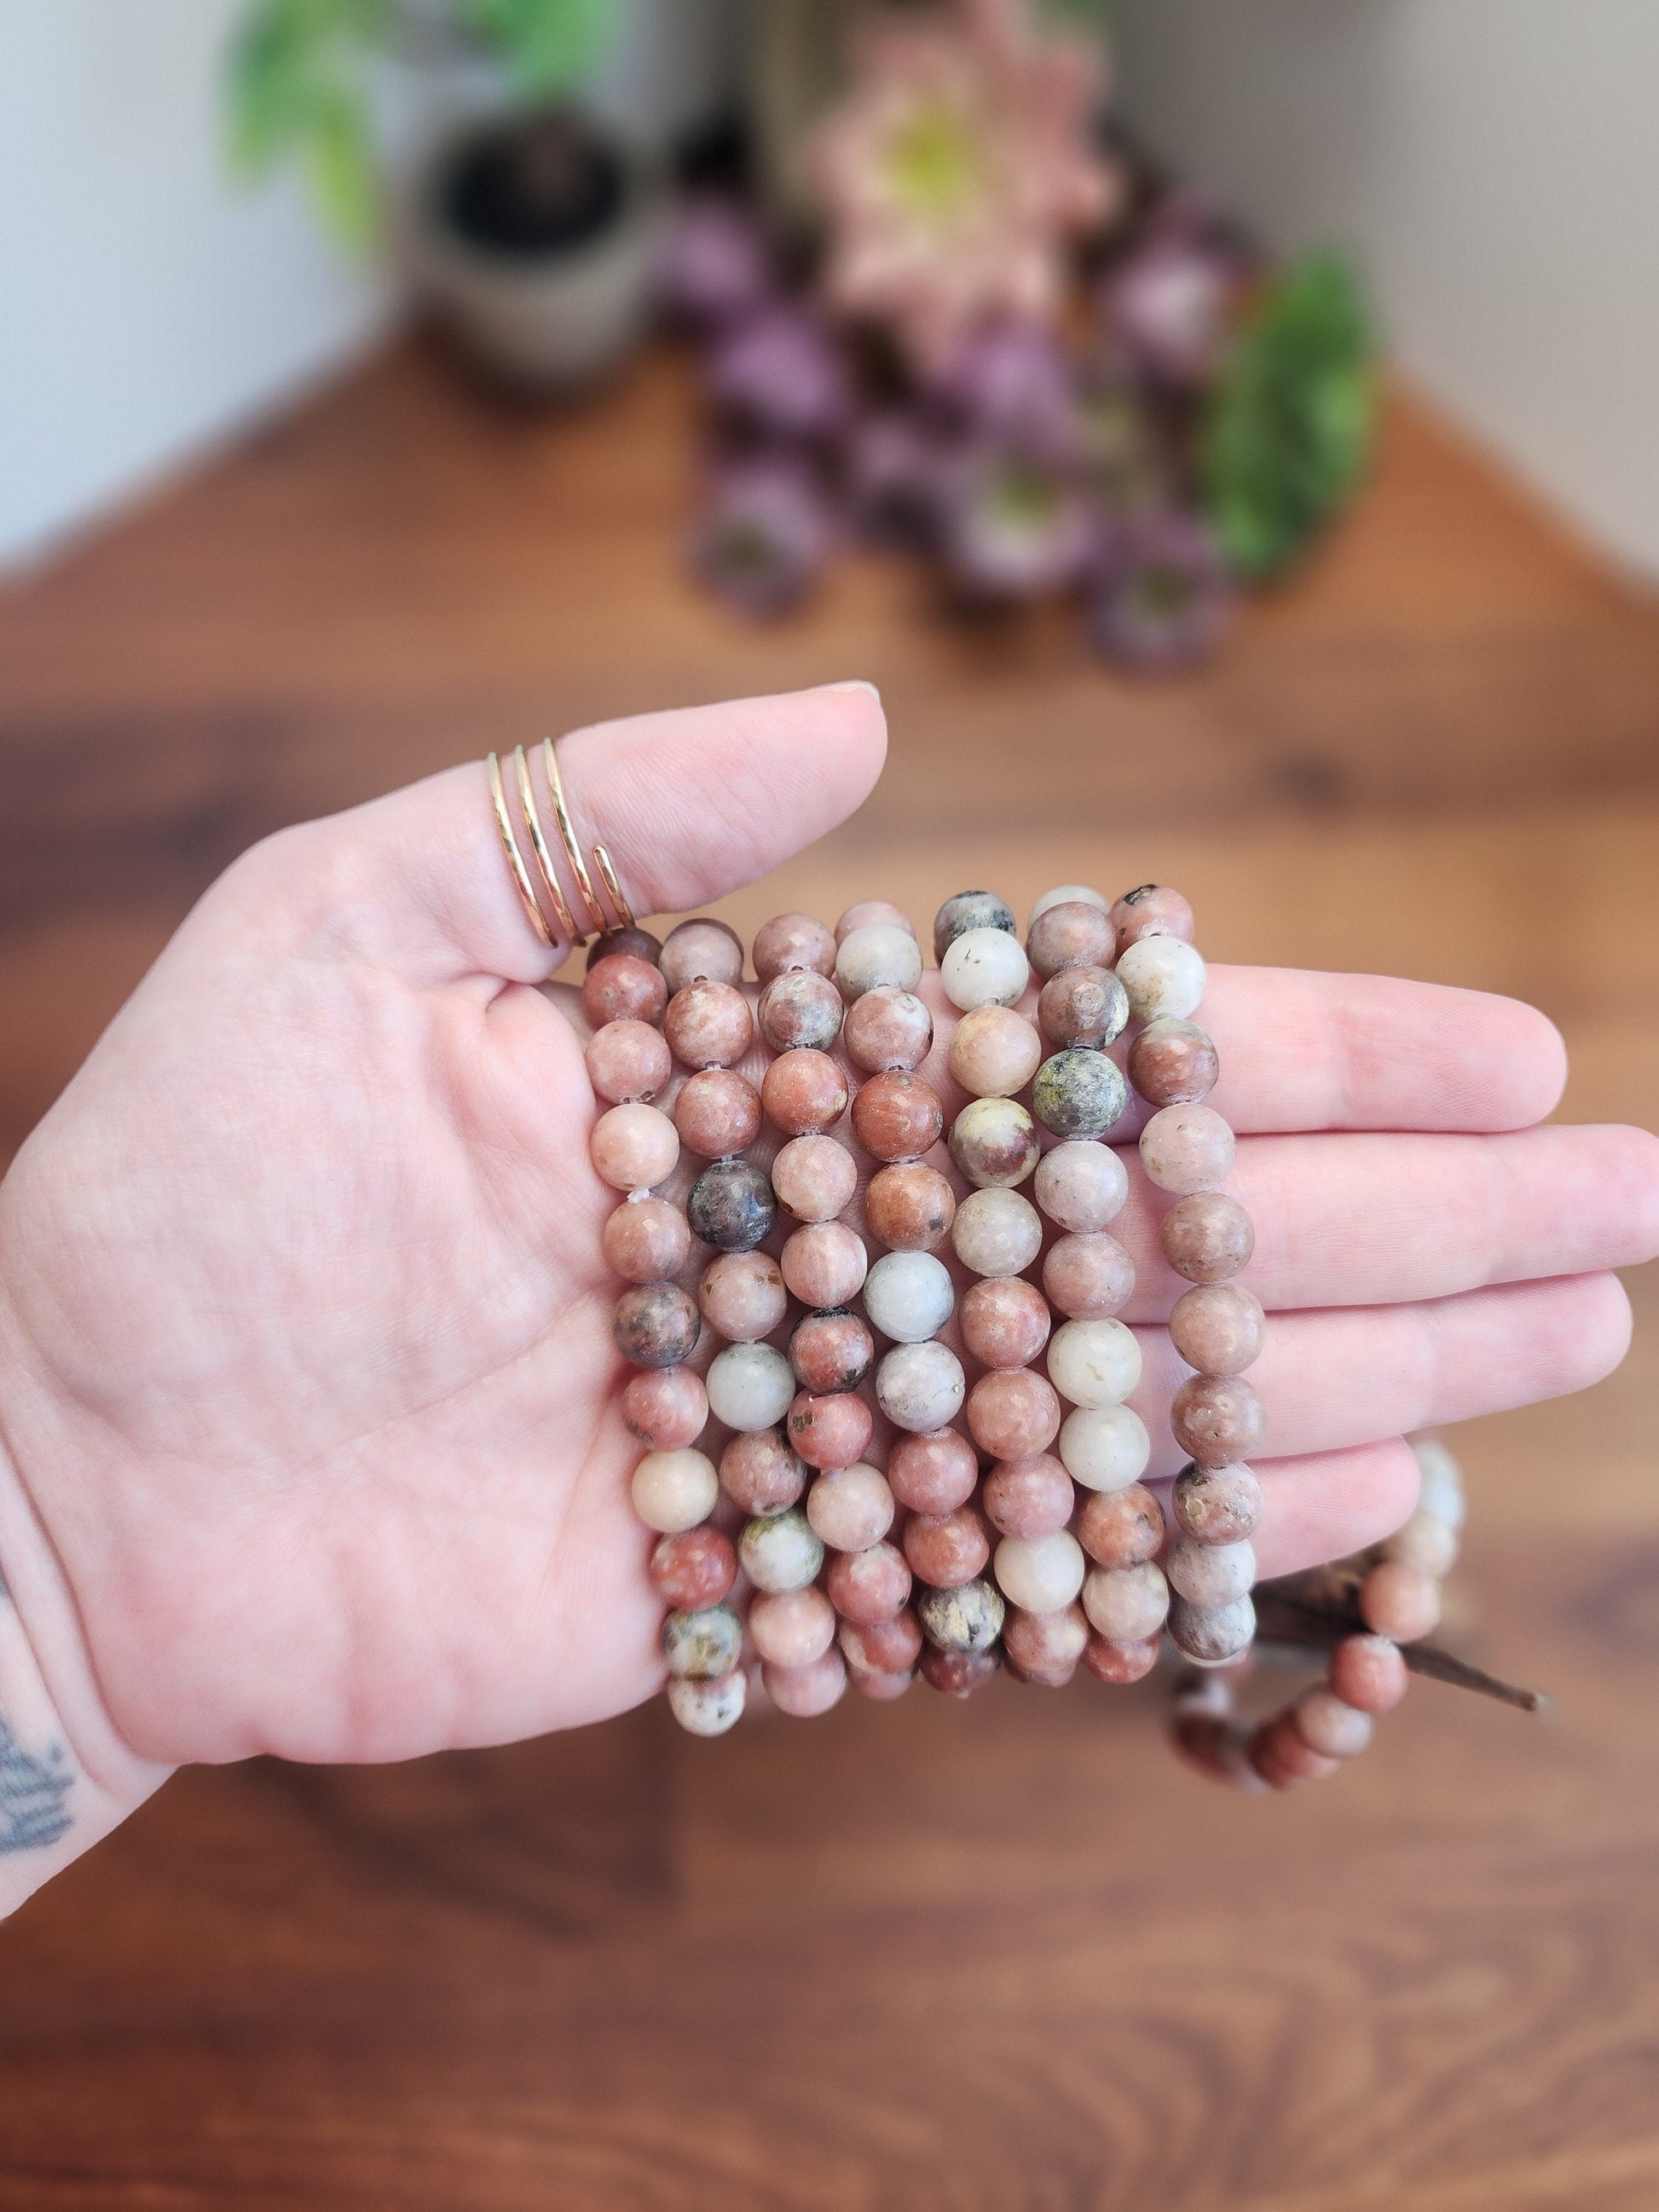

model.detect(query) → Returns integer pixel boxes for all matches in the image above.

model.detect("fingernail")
[820,679,882,704]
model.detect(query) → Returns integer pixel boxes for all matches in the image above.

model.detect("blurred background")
[3,3,1658,2207]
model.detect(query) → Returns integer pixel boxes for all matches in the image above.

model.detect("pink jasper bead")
[1360,1560,1441,1643]
[904,1506,991,1590]
[603,1194,691,1284]
[1082,1632,1160,1685]
[1082,1561,1170,1642]
[1129,1019,1219,1108]
[1003,1603,1089,1686]
[781,1221,868,1309]
[790,1309,875,1394]
[1027,900,1116,979]
[757,968,845,1054]
[852,1664,916,1701]
[1033,1140,1130,1233]
[582,953,668,1030]
[827,1541,912,1625]
[586,1018,672,1104]
[762,1048,849,1135]
[749,1585,837,1669]
[1109,882,1195,947]
[650,1525,737,1609]
[765,1648,847,1718]
[613,1281,701,1368]
[787,1389,876,1471]
[921,1646,1001,1697]
[1169,1281,1265,1376]
[806,1462,894,1551]
[1328,1633,1411,1713]
[591,1102,679,1192]
[959,1278,1051,1371]
[665,979,754,1070]
[1167,1592,1256,1664]
[983,1453,1074,1539]
[698,1250,787,1343]
[660,917,743,992]
[1162,1193,1256,1284]
[1140,1104,1235,1195]
[1171,1462,1262,1545]
[1076,1482,1165,1568]
[967,1369,1061,1460]
[843,987,934,1074]
[1171,1375,1266,1468]
[835,898,915,944]
[841,1609,922,1674]
[772,1134,858,1224]
[674,1067,762,1158]
[865,1163,957,1252]
[947,1007,1043,1099]
[949,1098,1040,1189]
[753,911,836,982]
[1251,1717,1339,1788]
[853,1071,944,1163]
[1043,1233,1135,1320]
[951,1188,1043,1278]
[621,1365,708,1451]
[1294,1685,1374,1760]
[1037,966,1128,1052]
[719,1429,806,1516]
[887,1427,980,1515]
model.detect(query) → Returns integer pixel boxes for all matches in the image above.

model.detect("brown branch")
[1251,1588,1549,1715]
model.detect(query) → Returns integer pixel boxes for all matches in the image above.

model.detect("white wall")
[1114,0,1659,580]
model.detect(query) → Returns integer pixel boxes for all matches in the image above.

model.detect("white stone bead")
[863,1250,956,1343]
[951,1187,1043,1277]
[738,1507,825,1593]
[1380,1506,1460,1579]
[1082,1561,1170,1641]
[1058,1405,1151,1492]
[941,927,1031,1011]
[806,1463,894,1551]
[1047,1317,1142,1409]
[631,1447,720,1533]
[994,1531,1087,1614]
[1032,1139,1130,1232]
[1411,1436,1468,1529]
[1166,1534,1256,1606]
[835,923,923,1000]
[705,1343,795,1432]
[1031,883,1108,921]
[668,1670,747,1736]
[1116,937,1206,1023]
[876,1340,966,1432]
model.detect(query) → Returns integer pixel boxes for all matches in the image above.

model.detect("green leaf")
[224,0,387,250]
[459,0,610,95]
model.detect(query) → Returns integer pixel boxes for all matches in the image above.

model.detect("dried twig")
[1251,1586,1549,1715]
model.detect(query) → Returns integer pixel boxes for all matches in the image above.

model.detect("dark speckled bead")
[933,891,1017,966]
[1128,1019,1220,1107]
[662,1603,743,1679]
[1032,1049,1129,1139]
[687,1159,776,1251]
[920,1644,1002,1696]
[587,926,663,971]
[1038,965,1129,1051]
[757,969,845,1053]
[916,1575,1006,1655]
[613,1281,701,1368]
[790,1309,876,1394]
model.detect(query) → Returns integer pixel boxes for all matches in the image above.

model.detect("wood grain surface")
[1,338,1656,2212]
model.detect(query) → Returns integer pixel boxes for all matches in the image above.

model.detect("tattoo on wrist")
[0,1710,73,1853]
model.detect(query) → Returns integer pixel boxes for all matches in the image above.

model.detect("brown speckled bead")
[781,1220,868,1309]
[613,1280,700,1368]
[772,1134,858,1224]
[865,1163,957,1252]
[887,1427,980,1515]
[1360,1560,1441,1643]
[947,1007,1043,1100]
[806,1462,893,1551]
[835,898,916,944]
[583,956,668,1033]
[1032,1049,1129,1141]
[757,968,844,1054]
[933,890,1017,964]
[1109,883,1194,949]
[1129,1019,1219,1108]
[621,1365,708,1451]
[1043,1232,1135,1320]
[967,1368,1062,1460]
[1171,1375,1265,1468]
[921,1645,1002,1696]
[1076,1482,1165,1568]
[790,1309,875,1394]
[1141,1104,1234,1197]
[660,917,744,993]
[827,1540,913,1625]
[1328,1632,1411,1713]
[1166,1591,1256,1664]
[687,1159,776,1251]
[698,1250,787,1342]
[1171,1462,1262,1545]
[949,1097,1040,1189]
[959,1277,1051,1371]
[674,1066,762,1158]
[591,1102,679,1193]
[788,1387,876,1470]
[1004,1603,1089,1687]
[762,1048,849,1136]
[586,1018,672,1105]
[765,1647,848,1717]
[1168,1281,1264,1376]
[1294,1685,1374,1760]
[587,925,663,971]
[844,987,934,1074]
[1037,965,1129,1051]
[749,1585,837,1669]
[664,979,754,1070]
[841,1608,923,1674]
[1081,1631,1160,1685]
[917,1576,1005,1655]
[753,911,836,982]
[983,1453,1074,1539]
[719,1427,806,1516]
[602,1193,691,1284]
[650,1525,737,1609]
[904,1505,991,1590]
[1027,899,1117,979]
[1161,1192,1256,1284]
[853,1070,945,1163]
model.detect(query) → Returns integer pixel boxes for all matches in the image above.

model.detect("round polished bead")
[1083,1561,1170,1642]
[631,1447,720,1533]
[1109,883,1194,948]
[614,1280,701,1368]
[1042,1232,1135,1320]
[582,952,668,1030]
[853,1070,944,1163]
[667,1670,746,1736]
[917,1576,1005,1655]
[1167,1534,1256,1607]
[835,899,916,944]
[1169,1282,1264,1375]
[787,1388,875,1470]
[1058,1404,1152,1492]
[921,1646,1001,1696]
[663,1603,743,1679]
[719,1428,806,1515]
[876,1341,966,1432]
[1034,1139,1129,1232]
[772,1134,858,1224]
[587,925,663,972]
[836,922,922,1000]
[665,979,753,1070]
[586,1018,672,1104]
[951,1187,1043,1278]
[941,927,1030,1011]
[966,1368,1062,1460]
[687,1159,776,1251]
[781,1221,868,1309]
[764,1648,847,1718]
[1141,1103,1235,1195]
[1171,1374,1265,1468]
[841,1608,922,1674]
[827,1541,912,1625]
[1171,1461,1262,1545]
[852,1662,916,1701]
[1032,1049,1129,1140]
[1166,1591,1256,1664]
[994,1530,1086,1614]
[1032,882,1108,921]
[905,1505,991,1590]
[660,916,744,993]
[749,1585,837,1669]
[1129,1019,1219,1108]
[1081,1632,1160,1685]
[949,1097,1039,1188]
[622,1365,708,1452]
[650,1524,737,1608]
[761,1048,848,1136]
[865,1163,957,1252]
[933,890,1016,964]
[739,1507,824,1593]
[1413,1437,1468,1529]
[983,1453,1073,1538]
[707,1342,795,1431]
[674,1067,763,1158]
[887,1427,979,1514]
[1294,1685,1374,1760]
[603,1193,691,1284]
[1328,1632,1411,1714]
[959,1277,1051,1370]
[1026,900,1116,980]
[789,1309,874,1394]
[806,1462,893,1551]
[753,911,836,982]
[698,1250,787,1343]
[1360,1560,1441,1643]
[757,968,845,1054]
[1161,1193,1255,1283]
[592,1102,679,1193]
[947,1005,1043,1099]
[864,1250,955,1343]
[1037,966,1128,1052]
[1076,1482,1164,1568]
[1117,936,1206,1023]
[1047,1317,1142,1410]
[1003,1603,1089,1687]
[843,987,934,1074]
[1381,1506,1460,1580]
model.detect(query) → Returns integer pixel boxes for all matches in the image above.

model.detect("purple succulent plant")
[691,459,837,617]
[936,440,1093,600]
[1099,219,1246,390]
[844,408,951,546]
[706,306,854,443]
[657,198,775,330]
[928,320,1083,462]
[1085,510,1235,669]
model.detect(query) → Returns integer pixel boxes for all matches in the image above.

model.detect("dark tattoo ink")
[0,1712,72,1852]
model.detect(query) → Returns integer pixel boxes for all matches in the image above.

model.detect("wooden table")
[3,340,1657,2211]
